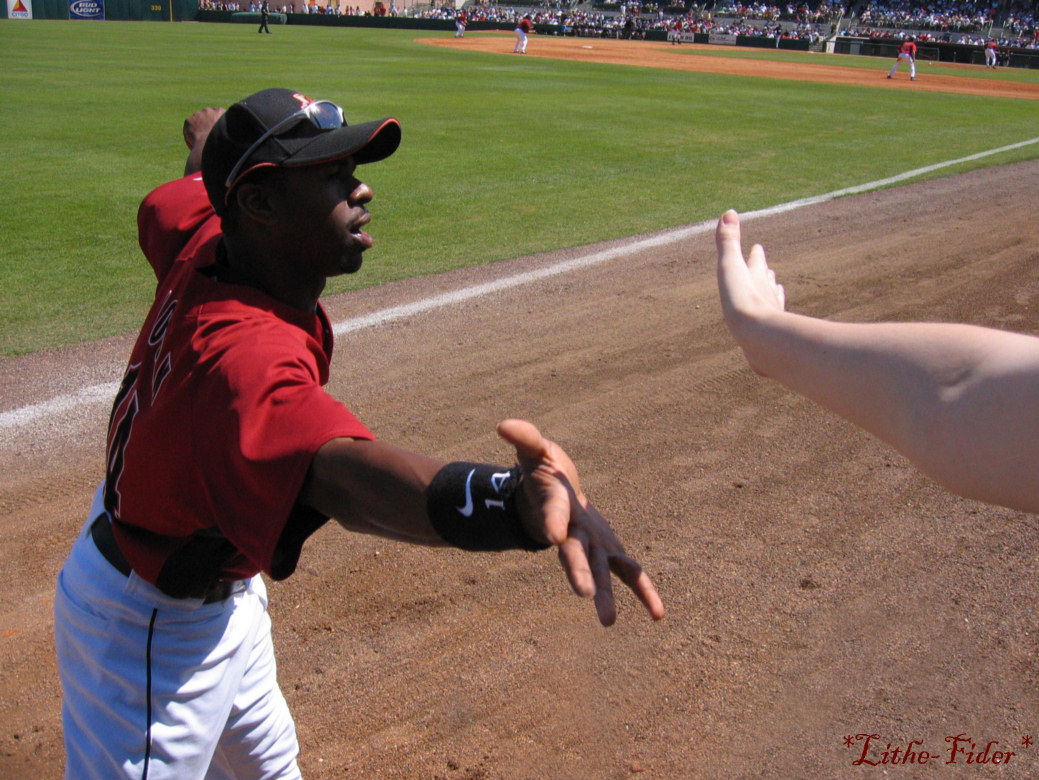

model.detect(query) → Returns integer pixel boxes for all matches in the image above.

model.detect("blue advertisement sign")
[70,0,104,18]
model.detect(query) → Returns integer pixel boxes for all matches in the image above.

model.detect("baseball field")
[2,20,1039,779]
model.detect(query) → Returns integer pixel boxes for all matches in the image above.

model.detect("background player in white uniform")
[54,89,664,780]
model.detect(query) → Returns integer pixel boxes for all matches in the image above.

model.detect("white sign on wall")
[7,0,33,17]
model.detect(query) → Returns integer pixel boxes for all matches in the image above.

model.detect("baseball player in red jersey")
[52,88,664,780]
[514,14,533,53]
[887,36,917,80]
[984,38,998,68]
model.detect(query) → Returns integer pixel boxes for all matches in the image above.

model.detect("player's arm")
[183,107,226,176]
[716,209,1039,514]
[301,437,446,544]
[301,419,665,625]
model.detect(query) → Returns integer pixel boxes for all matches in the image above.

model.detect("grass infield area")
[1,21,1038,357]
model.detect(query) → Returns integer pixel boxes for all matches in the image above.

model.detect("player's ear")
[233,178,279,226]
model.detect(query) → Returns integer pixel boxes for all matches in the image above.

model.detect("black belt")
[90,515,236,604]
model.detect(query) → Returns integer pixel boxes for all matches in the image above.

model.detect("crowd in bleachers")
[411,1,838,39]
[856,0,993,31]
[838,0,1038,48]
[421,0,1039,49]
[713,0,1038,47]
[711,1,844,23]
[411,1,840,41]
[697,1,842,38]
[1002,0,1039,32]
[199,0,373,12]
[418,4,645,35]
[200,0,1039,51]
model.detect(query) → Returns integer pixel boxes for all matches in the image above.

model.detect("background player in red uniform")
[514,14,533,53]
[887,36,918,80]
[984,38,999,68]
[53,88,664,780]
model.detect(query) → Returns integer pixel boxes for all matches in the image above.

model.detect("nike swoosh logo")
[457,468,476,517]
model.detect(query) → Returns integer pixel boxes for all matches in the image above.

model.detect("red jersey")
[105,174,373,595]
[519,18,532,32]
[899,40,917,57]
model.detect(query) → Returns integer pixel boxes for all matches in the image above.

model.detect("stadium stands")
[410,0,1037,60]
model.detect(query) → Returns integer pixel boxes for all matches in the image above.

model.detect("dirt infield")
[2,41,1039,780]
[426,32,1039,101]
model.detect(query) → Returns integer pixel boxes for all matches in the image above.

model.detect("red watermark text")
[845,733,1033,767]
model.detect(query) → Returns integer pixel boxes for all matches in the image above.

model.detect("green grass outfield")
[2,21,1038,357]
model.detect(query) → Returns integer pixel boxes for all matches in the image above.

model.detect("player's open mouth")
[351,229,373,249]
[349,213,373,249]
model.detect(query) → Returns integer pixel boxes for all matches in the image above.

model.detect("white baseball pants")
[888,52,916,78]
[54,484,302,780]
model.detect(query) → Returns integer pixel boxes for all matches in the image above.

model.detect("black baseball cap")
[201,88,402,215]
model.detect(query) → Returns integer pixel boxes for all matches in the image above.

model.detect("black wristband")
[426,462,551,552]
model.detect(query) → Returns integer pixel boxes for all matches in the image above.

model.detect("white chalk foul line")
[331,226,711,336]
[4,136,1038,434]
[0,381,121,432]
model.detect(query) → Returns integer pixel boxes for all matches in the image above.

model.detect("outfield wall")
[1,0,199,20]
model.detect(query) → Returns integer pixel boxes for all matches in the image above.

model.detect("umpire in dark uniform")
[258,0,271,33]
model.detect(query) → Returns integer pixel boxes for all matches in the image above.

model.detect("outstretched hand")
[497,419,665,626]
[716,209,786,338]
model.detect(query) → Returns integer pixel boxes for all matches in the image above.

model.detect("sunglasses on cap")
[223,99,346,190]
